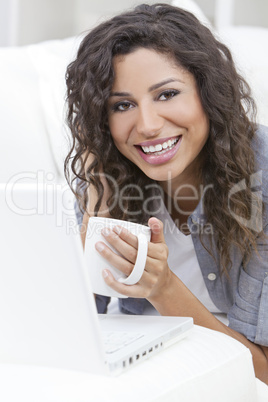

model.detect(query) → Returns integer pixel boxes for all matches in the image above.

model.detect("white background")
[1,0,268,47]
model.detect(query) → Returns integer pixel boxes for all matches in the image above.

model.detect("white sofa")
[0,36,81,184]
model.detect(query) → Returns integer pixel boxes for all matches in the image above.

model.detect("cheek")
[110,133,126,153]
[195,109,210,139]
[108,116,116,136]
[108,115,133,148]
[108,121,127,153]
[183,103,209,137]
[173,91,206,121]
[189,96,208,125]
[109,114,123,135]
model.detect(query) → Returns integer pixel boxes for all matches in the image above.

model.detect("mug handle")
[118,233,148,285]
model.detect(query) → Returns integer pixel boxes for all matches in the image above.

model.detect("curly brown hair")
[65,3,263,274]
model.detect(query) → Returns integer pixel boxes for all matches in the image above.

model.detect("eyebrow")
[109,78,184,97]
[148,78,184,92]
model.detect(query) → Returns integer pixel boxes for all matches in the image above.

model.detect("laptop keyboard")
[102,331,144,354]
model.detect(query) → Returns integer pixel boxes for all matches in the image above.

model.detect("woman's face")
[107,48,209,185]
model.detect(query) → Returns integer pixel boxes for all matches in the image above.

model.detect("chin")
[140,168,177,183]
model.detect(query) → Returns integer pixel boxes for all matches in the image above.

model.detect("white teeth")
[162,142,168,149]
[155,144,162,152]
[141,137,179,155]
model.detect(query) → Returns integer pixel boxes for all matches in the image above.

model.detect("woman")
[65,3,268,382]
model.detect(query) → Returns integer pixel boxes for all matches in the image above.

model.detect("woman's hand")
[95,216,268,384]
[95,217,172,299]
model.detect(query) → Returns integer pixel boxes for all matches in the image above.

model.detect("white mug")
[84,217,151,298]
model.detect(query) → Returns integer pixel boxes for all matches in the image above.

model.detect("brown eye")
[112,101,134,112]
[158,90,179,101]
[118,103,131,111]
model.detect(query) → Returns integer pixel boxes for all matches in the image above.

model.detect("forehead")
[113,48,179,72]
[111,48,193,88]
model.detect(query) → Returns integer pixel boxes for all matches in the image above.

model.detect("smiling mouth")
[139,136,181,156]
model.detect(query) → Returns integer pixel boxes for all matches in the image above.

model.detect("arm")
[98,217,268,384]
[151,268,268,384]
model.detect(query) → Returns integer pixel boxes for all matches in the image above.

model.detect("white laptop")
[0,182,193,376]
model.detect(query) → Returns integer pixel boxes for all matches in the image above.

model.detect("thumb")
[148,217,165,244]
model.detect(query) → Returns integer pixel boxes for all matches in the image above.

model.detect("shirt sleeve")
[95,295,111,313]
[228,223,268,346]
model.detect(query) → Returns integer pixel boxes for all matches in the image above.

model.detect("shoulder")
[252,124,268,166]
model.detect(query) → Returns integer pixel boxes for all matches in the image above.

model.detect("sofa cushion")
[218,26,268,127]
[0,45,60,183]
[28,36,82,180]
[0,36,81,183]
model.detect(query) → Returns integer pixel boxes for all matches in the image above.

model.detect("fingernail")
[102,269,109,278]
[113,225,122,235]
[102,228,110,236]
[95,242,104,252]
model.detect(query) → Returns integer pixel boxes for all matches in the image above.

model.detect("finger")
[148,217,166,244]
[95,241,134,276]
[96,238,163,279]
[113,225,139,248]
[146,242,169,262]
[101,227,138,264]
[102,269,147,298]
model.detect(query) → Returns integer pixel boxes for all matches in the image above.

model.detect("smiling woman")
[65,3,268,383]
[108,48,209,178]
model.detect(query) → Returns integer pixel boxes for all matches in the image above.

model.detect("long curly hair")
[65,3,263,274]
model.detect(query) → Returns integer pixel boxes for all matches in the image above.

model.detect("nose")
[136,102,164,137]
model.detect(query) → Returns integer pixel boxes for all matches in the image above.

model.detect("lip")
[136,135,182,165]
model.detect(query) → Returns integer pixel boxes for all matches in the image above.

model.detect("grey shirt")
[77,125,268,347]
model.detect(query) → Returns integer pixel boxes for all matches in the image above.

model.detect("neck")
[159,160,204,233]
